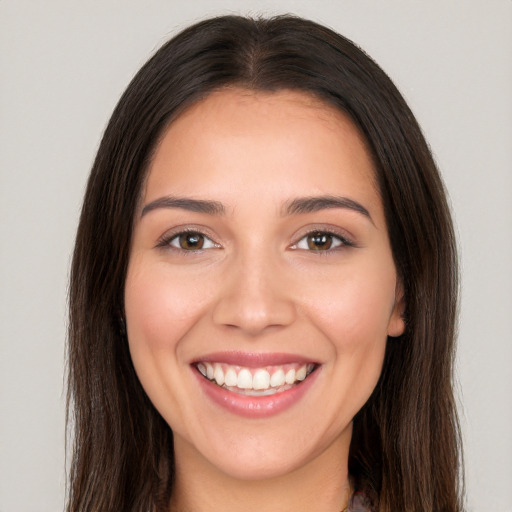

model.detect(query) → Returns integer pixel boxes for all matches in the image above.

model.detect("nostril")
[211,283,297,334]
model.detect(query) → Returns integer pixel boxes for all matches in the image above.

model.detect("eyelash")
[290,229,355,252]
[156,228,219,253]
[156,228,355,253]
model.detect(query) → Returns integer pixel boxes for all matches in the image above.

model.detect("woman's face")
[125,88,404,480]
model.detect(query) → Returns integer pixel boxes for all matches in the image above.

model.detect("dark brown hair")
[68,15,462,512]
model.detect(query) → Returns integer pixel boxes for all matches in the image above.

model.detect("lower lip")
[194,367,320,418]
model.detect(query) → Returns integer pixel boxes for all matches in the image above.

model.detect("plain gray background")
[1,1,511,511]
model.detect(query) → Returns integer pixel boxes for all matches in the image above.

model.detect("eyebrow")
[140,194,372,223]
[141,196,226,217]
[283,195,373,222]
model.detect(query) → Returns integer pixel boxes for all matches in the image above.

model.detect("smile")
[195,362,317,396]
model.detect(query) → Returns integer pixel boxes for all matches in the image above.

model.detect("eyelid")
[289,225,356,251]
[155,224,356,252]
[156,225,221,251]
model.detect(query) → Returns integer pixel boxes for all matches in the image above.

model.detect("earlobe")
[387,283,406,338]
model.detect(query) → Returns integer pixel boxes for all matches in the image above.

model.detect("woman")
[67,15,462,512]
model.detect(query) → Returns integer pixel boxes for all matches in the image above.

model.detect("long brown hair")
[68,15,462,512]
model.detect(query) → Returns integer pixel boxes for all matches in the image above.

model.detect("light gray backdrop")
[1,1,511,511]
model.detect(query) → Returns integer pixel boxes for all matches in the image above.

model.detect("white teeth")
[197,362,314,393]
[224,368,238,387]
[270,369,285,387]
[197,363,207,377]
[253,369,271,390]
[237,368,253,389]
[214,364,225,386]
[285,369,296,385]
[296,365,307,381]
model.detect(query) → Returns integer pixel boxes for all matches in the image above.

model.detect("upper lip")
[192,351,317,367]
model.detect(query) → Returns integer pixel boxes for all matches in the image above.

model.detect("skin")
[124,88,405,512]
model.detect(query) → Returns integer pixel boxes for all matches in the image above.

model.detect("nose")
[211,251,297,336]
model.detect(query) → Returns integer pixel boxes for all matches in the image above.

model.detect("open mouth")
[194,361,318,396]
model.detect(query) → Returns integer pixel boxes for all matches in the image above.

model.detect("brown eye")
[292,231,349,251]
[307,232,333,250]
[179,232,204,250]
[167,231,218,251]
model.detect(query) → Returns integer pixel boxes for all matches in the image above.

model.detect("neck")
[169,429,352,512]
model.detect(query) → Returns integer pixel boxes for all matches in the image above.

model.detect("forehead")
[142,88,380,215]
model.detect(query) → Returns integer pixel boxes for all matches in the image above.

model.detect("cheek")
[123,260,218,428]
[304,264,397,349]
[281,263,394,429]
[123,260,221,415]
[124,261,213,352]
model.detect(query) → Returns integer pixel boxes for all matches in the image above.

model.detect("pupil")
[308,232,332,250]
[181,233,203,249]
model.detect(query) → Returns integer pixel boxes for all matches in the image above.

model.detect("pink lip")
[193,358,320,419]
[193,351,315,367]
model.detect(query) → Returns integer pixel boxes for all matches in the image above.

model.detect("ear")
[387,281,406,338]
